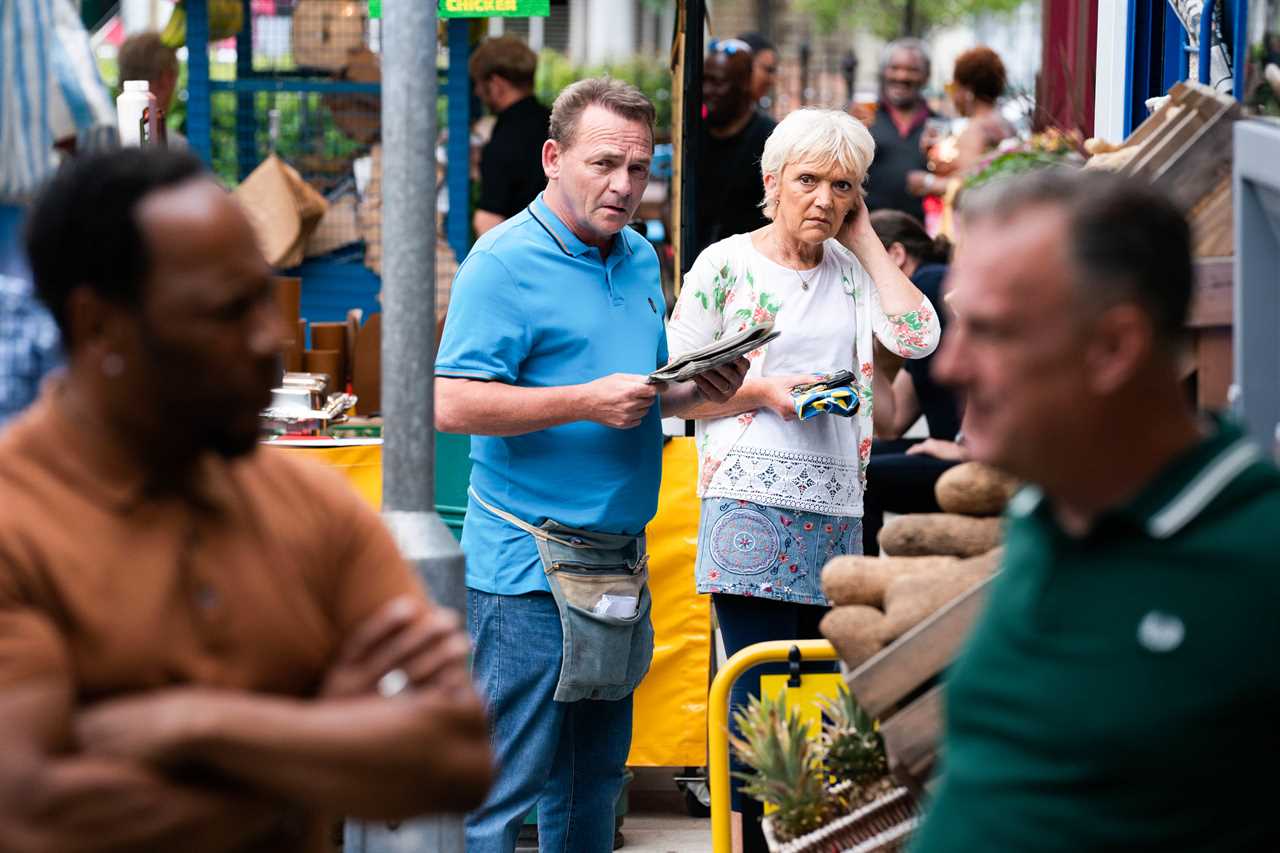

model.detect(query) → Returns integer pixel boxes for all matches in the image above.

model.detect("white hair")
[758,108,876,219]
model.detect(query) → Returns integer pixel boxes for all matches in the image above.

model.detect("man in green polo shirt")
[913,169,1280,852]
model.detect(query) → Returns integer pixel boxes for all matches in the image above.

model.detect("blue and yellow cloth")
[791,371,860,421]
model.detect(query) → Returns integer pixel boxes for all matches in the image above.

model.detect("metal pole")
[679,0,705,275]
[346,0,467,850]
[446,20,473,263]
[708,640,839,853]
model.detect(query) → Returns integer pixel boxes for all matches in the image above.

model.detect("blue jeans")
[465,589,632,853]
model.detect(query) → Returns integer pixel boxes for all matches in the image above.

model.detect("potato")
[934,462,1019,516]
[819,548,1004,668]
[880,556,998,639]
[822,555,957,607]
[820,605,888,668]
[879,513,1002,558]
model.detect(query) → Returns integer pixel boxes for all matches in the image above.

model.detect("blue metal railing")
[186,0,212,164]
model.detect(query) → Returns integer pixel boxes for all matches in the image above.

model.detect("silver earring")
[101,353,125,378]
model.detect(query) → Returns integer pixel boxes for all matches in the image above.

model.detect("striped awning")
[1,0,116,201]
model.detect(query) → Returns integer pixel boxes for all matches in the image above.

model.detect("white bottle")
[117,80,159,147]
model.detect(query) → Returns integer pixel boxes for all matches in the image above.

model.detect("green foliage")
[176,45,670,188]
[731,686,896,842]
[535,50,673,135]
[818,686,888,787]
[209,89,374,187]
[961,130,1083,192]
[796,0,1024,39]
[729,691,844,842]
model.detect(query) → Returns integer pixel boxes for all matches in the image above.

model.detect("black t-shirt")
[903,263,960,440]
[864,104,931,223]
[476,95,551,219]
[692,110,776,258]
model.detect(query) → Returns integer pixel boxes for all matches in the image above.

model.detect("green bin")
[435,431,471,540]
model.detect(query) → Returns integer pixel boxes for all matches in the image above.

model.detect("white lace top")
[668,233,941,517]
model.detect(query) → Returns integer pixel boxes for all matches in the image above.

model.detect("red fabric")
[1038,0,1098,136]
[882,100,930,139]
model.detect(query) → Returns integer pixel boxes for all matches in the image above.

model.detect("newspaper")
[648,322,780,384]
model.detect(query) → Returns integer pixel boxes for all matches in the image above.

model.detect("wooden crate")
[1088,82,1241,209]
[1088,82,1241,411]
[842,578,994,792]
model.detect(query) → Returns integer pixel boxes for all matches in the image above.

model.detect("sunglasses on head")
[708,38,752,56]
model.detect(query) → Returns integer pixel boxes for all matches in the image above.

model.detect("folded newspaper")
[648,322,780,384]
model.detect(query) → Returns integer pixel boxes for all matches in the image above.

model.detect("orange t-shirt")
[0,383,425,851]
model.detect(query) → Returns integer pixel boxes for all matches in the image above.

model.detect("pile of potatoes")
[819,462,1019,668]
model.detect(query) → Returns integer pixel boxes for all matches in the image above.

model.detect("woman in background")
[668,109,940,852]
[865,210,968,555]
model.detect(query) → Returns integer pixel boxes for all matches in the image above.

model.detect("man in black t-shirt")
[692,40,776,259]
[861,39,933,223]
[470,36,551,237]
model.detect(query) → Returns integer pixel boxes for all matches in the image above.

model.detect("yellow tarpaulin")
[269,442,383,509]
[270,437,711,767]
[628,437,710,766]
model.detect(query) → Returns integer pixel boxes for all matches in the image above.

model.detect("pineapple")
[819,686,889,794]
[729,691,844,842]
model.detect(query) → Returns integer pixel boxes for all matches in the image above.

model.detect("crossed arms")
[0,596,492,853]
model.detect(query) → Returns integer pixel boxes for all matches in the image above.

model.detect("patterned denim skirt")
[694,498,863,606]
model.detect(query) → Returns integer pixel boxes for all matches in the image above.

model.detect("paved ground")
[621,769,712,853]
[619,808,711,853]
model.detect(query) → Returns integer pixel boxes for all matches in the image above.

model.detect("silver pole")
[348,0,468,850]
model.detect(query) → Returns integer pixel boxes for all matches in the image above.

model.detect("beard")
[135,323,274,462]
[883,85,922,110]
[205,416,262,459]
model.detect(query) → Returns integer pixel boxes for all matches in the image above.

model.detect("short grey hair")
[959,168,1193,348]
[879,37,931,79]
[548,77,656,150]
[758,108,875,218]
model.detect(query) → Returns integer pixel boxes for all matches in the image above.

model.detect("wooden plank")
[1191,177,1234,258]
[1196,327,1234,410]
[1122,87,1220,179]
[846,578,993,720]
[1121,81,1191,151]
[881,685,945,787]
[1188,258,1234,329]
[1117,84,1240,212]
[1149,110,1239,210]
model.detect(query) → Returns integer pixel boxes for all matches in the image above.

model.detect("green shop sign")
[439,0,551,17]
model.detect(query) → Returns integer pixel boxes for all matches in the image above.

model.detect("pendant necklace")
[773,227,821,290]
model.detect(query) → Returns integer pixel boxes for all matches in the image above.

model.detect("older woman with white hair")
[668,107,940,849]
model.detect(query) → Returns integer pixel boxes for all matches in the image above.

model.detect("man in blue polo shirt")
[914,169,1280,851]
[436,78,747,853]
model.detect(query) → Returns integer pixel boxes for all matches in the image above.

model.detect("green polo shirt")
[914,418,1280,852]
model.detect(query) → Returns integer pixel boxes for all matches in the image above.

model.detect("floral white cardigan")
[669,234,941,516]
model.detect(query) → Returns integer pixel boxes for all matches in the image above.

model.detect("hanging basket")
[761,786,919,853]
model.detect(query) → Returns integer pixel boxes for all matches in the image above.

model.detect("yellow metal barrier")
[708,639,839,853]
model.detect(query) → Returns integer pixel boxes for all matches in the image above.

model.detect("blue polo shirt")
[436,194,668,595]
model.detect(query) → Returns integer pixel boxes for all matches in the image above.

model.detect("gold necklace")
[772,226,822,290]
